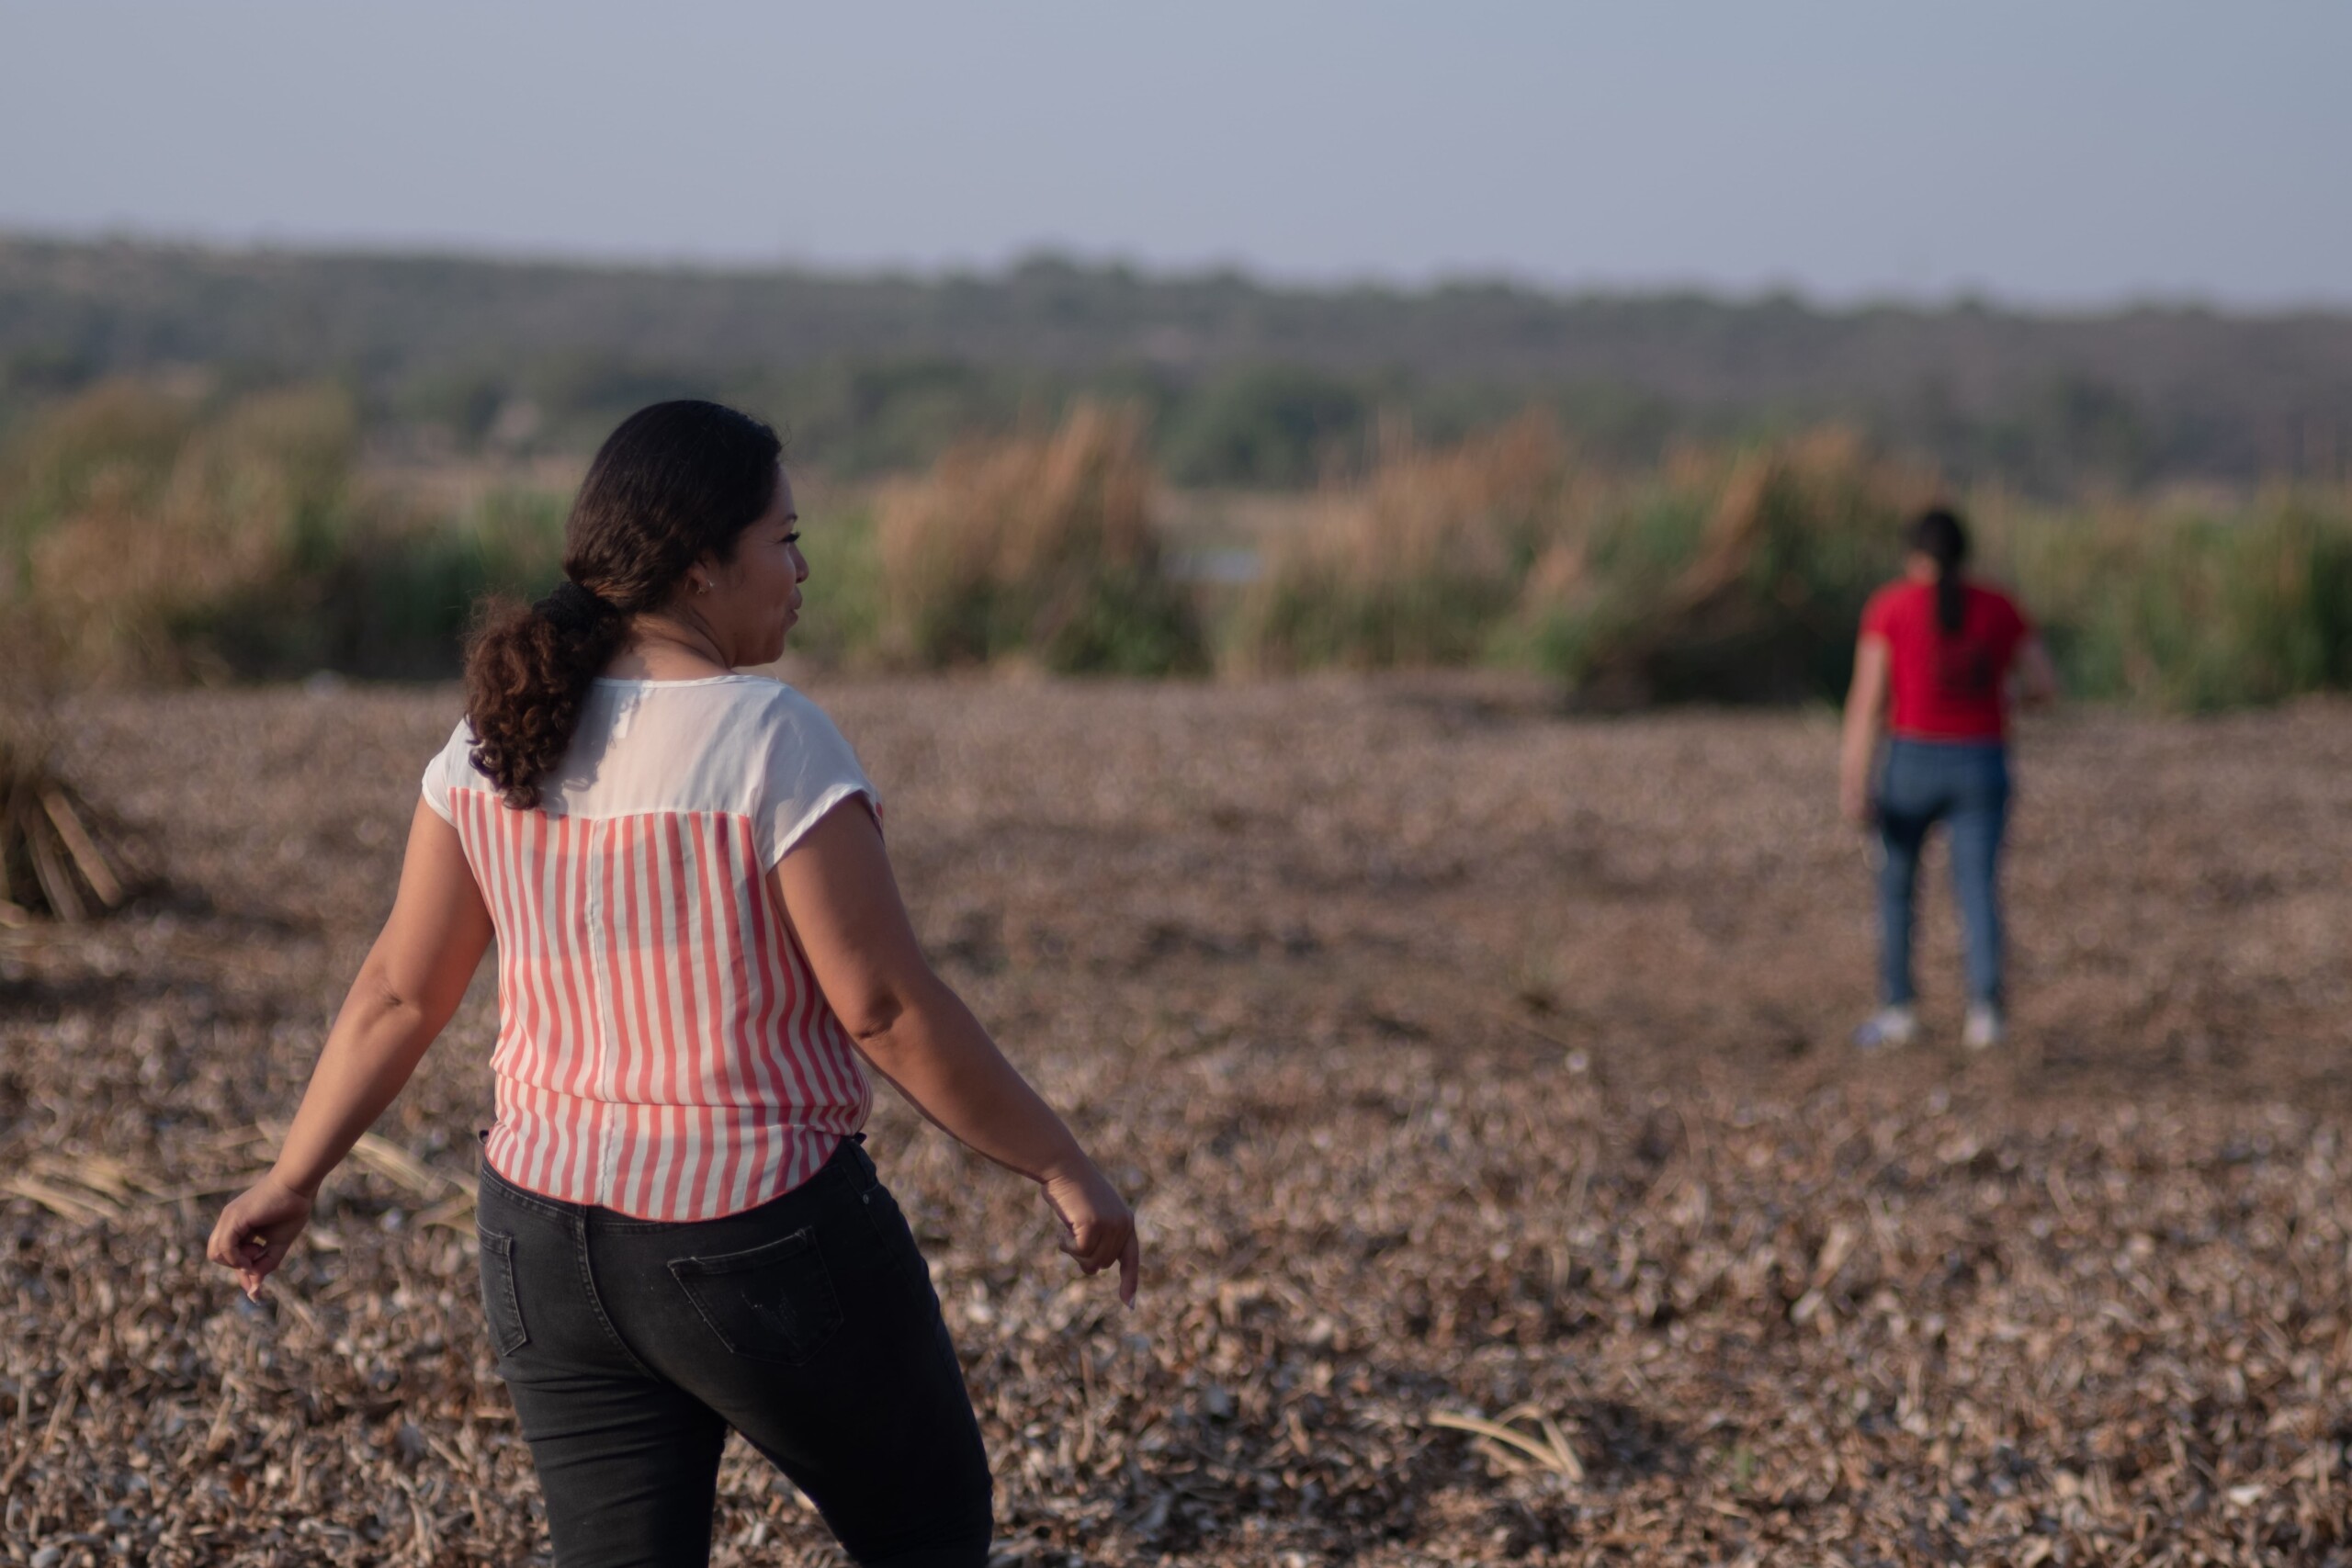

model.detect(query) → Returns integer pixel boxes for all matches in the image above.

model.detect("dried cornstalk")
[1430,1404,1587,1481]
[0,731,147,923]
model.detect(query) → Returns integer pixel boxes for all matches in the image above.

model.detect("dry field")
[4,676,2351,1567]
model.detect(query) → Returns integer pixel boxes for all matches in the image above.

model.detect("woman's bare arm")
[1839,635,1891,823]
[2012,634,2062,708]
[773,799,1140,1303]
[208,800,492,1296]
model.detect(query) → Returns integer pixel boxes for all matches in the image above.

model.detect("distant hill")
[4,235,2348,491]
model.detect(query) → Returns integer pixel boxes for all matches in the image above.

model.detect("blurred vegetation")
[4,374,2349,711]
[1981,492,2352,709]
[0,380,565,682]
[6,239,2347,702]
[1228,418,2352,710]
[0,386,1206,683]
[1226,422,1933,698]
[6,239,2351,494]
[873,403,1203,674]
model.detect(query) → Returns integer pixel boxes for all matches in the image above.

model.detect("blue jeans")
[1874,739,2010,1008]
[475,1135,993,1568]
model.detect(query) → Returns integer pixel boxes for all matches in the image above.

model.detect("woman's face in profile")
[712,466,808,665]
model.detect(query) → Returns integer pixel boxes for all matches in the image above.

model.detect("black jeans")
[474,1136,993,1567]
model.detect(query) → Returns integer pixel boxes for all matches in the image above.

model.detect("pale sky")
[3,1,2347,307]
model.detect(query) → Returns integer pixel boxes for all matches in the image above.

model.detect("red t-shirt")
[1860,579,2031,740]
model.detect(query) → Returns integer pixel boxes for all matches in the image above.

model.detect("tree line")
[4,238,2350,494]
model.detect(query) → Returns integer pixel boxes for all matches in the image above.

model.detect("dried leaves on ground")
[4,676,2351,1565]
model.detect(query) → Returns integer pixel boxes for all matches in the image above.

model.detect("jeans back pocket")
[476,1227,530,1359]
[668,1225,844,1366]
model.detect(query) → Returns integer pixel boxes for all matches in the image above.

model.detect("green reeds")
[1984,491,2352,709]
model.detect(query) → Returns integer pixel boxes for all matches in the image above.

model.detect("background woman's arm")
[2013,634,2062,708]
[207,800,492,1296]
[774,800,1140,1303]
[1839,635,1891,823]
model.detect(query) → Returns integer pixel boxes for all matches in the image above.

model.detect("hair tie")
[536,579,617,633]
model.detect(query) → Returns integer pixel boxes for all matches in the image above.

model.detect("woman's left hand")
[208,1175,315,1301]
[1041,1158,1142,1307]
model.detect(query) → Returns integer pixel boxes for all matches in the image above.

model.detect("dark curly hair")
[463,400,784,808]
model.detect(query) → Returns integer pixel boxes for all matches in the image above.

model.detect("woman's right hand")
[1839,764,1873,826]
[207,1174,315,1301]
[1041,1158,1141,1306]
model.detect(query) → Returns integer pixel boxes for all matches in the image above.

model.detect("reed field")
[6,383,2351,710]
[4,677,2351,1565]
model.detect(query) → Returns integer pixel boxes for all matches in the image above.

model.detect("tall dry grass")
[1226,417,2352,708]
[1977,489,2352,708]
[6,378,2349,705]
[1223,412,1580,671]
[1227,418,1931,699]
[1529,432,1937,705]
[873,402,1202,673]
[0,379,569,681]
[3,381,356,681]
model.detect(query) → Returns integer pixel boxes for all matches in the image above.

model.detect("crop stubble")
[3,676,2350,1565]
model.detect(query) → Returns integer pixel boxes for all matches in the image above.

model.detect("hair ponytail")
[1909,506,1970,637]
[461,400,784,809]
[463,584,630,809]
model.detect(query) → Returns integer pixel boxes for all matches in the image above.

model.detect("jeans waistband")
[473,1129,867,1228]
[1887,736,2007,755]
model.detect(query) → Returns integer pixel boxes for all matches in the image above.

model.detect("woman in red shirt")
[1838,508,2059,1051]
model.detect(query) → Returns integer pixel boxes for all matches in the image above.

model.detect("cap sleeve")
[2003,591,2034,647]
[420,720,470,825]
[1859,584,1900,641]
[758,691,879,868]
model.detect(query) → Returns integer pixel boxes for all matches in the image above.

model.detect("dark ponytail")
[463,400,784,808]
[1910,506,1970,637]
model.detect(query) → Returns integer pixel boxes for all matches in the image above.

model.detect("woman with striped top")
[209,400,1139,1568]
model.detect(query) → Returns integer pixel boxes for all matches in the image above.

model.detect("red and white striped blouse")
[422,674,877,1222]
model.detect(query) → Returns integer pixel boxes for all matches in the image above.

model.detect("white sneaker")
[1962,1003,2006,1051]
[1852,1005,1918,1051]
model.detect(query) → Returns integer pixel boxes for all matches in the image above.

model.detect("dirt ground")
[4,675,2351,1566]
